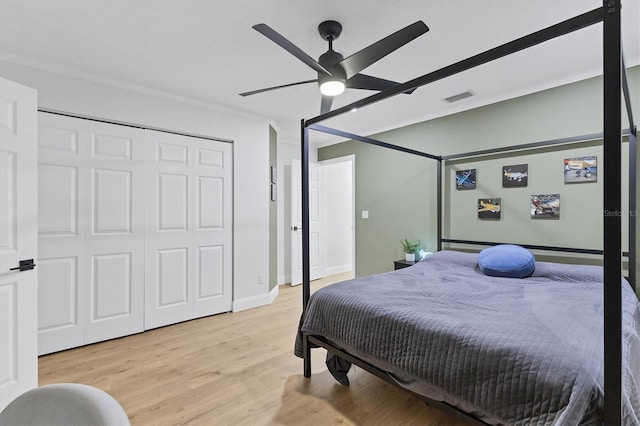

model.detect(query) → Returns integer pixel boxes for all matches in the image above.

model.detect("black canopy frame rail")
[299,1,638,424]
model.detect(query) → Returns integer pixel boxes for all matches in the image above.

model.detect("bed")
[296,250,640,425]
[298,1,637,424]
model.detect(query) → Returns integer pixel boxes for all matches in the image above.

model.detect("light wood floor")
[39,273,469,425]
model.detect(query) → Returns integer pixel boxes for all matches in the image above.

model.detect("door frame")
[319,155,355,278]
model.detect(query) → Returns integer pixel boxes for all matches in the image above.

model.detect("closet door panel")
[38,124,79,154]
[84,122,144,344]
[37,257,78,330]
[92,168,132,234]
[157,247,189,306]
[196,245,224,299]
[144,131,193,329]
[192,140,232,318]
[37,113,144,353]
[91,253,132,318]
[37,254,84,354]
[37,113,90,354]
[38,164,78,236]
[197,177,223,229]
[157,172,188,231]
[145,131,232,328]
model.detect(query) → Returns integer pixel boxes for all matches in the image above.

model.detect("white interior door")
[37,113,145,354]
[290,159,324,285]
[144,130,232,329]
[0,78,38,410]
[290,160,301,285]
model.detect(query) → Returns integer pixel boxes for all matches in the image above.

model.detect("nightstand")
[393,259,418,270]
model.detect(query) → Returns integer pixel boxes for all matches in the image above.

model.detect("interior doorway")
[320,156,355,279]
[289,156,354,286]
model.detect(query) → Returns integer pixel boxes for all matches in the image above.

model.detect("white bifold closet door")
[37,113,145,354]
[144,130,232,330]
[37,114,233,354]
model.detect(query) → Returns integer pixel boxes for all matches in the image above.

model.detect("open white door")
[290,159,324,285]
[0,78,38,410]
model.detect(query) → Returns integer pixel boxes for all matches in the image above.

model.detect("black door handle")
[9,259,36,272]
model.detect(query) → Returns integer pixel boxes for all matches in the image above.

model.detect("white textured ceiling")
[0,0,638,145]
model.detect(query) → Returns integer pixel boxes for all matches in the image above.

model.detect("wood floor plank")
[39,273,470,425]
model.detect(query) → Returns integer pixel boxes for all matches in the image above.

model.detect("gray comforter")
[295,250,640,425]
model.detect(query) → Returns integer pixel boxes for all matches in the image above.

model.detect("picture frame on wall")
[564,155,597,183]
[531,194,560,219]
[477,198,501,220]
[502,164,528,187]
[455,169,476,190]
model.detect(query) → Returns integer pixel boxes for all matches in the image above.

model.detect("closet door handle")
[9,259,36,272]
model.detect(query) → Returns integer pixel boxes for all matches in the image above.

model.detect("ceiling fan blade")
[253,24,331,76]
[239,79,318,97]
[320,95,333,114]
[347,74,416,94]
[338,21,429,79]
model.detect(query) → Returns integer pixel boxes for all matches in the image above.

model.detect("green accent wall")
[269,125,277,291]
[319,67,639,286]
[318,140,437,277]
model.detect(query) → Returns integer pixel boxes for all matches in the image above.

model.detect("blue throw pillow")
[477,244,535,278]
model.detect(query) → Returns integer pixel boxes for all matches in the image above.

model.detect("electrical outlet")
[258,274,264,285]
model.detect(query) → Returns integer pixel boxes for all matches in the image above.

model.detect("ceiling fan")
[239,20,429,114]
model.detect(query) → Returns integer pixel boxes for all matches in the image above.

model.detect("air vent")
[444,91,474,103]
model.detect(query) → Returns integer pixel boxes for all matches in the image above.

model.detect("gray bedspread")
[295,250,640,425]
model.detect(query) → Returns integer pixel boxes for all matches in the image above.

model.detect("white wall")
[322,159,353,276]
[0,60,272,309]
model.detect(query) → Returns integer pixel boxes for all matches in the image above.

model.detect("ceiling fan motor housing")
[318,50,346,91]
[319,49,345,71]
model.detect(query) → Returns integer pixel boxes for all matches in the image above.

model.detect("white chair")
[0,383,130,426]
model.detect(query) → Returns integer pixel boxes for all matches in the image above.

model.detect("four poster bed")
[296,2,639,425]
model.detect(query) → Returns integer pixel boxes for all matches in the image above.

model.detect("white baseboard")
[269,284,279,303]
[278,273,290,286]
[325,264,352,276]
[232,286,280,312]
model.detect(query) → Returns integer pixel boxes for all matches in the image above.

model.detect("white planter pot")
[405,253,416,262]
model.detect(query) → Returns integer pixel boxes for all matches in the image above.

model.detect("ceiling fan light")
[320,80,346,96]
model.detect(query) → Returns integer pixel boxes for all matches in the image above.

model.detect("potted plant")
[400,238,420,262]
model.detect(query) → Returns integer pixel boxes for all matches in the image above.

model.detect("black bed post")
[301,119,312,378]
[437,159,442,251]
[603,0,623,423]
[622,50,637,291]
[630,129,637,290]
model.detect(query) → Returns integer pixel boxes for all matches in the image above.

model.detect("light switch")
[362,210,369,219]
